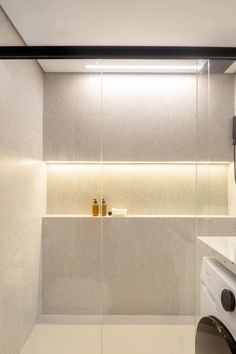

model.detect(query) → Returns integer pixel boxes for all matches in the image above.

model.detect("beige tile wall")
[42,217,101,314]
[42,216,195,315]
[43,67,234,320]
[196,216,236,236]
[43,73,197,161]
[43,73,102,161]
[0,8,46,354]
[197,71,235,161]
[47,163,228,215]
[42,215,236,315]
[43,72,234,162]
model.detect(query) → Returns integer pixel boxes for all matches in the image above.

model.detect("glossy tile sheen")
[21,323,195,354]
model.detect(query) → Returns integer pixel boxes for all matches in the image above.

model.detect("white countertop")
[198,236,236,274]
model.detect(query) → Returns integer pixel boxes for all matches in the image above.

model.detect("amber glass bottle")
[92,199,99,216]
[101,198,107,216]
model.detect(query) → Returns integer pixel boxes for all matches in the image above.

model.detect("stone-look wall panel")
[0,8,45,354]
[43,73,102,161]
[197,71,235,162]
[43,73,197,161]
[43,72,234,163]
[208,74,235,161]
[42,216,236,316]
[42,217,102,314]
[42,217,195,315]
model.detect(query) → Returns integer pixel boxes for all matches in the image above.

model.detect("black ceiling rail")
[1,46,236,60]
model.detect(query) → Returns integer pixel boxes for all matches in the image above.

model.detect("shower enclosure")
[1,36,236,354]
[42,59,199,354]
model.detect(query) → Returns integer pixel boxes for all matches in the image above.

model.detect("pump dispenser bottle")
[101,198,107,216]
[92,199,99,216]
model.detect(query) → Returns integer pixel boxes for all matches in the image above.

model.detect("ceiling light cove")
[84,63,205,73]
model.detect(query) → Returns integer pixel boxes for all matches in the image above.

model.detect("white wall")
[0,8,45,354]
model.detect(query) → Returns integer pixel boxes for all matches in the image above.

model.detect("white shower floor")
[21,316,195,354]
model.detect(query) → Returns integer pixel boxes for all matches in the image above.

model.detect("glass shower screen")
[99,59,199,354]
[4,54,235,354]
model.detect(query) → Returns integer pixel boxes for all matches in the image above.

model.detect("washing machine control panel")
[221,289,236,312]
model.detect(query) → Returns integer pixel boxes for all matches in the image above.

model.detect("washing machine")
[196,257,236,353]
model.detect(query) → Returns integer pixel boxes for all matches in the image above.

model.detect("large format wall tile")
[43,74,102,161]
[102,217,196,315]
[43,73,197,161]
[101,74,197,161]
[0,8,45,354]
[43,72,234,162]
[196,216,236,236]
[42,217,102,314]
[197,72,235,161]
[42,217,195,315]
[42,216,236,315]
[208,74,235,161]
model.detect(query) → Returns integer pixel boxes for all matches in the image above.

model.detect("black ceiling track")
[1,46,236,60]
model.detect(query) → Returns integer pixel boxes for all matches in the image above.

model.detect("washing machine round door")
[196,316,236,354]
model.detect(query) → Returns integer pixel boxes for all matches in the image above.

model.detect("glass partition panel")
[0,58,104,354]
[196,59,236,353]
[2,53,236,354]
[99,59,199,354]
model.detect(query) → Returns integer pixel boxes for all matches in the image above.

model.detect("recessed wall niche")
[46,162,229,216]
[43,71,234,216]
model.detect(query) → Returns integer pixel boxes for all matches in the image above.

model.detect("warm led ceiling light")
[45,161,229,165]
[85,64,204,72]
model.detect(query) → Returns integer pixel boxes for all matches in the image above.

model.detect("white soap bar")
[111,208,128,216]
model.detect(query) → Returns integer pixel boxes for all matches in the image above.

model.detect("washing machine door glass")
[196,316,236,354]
